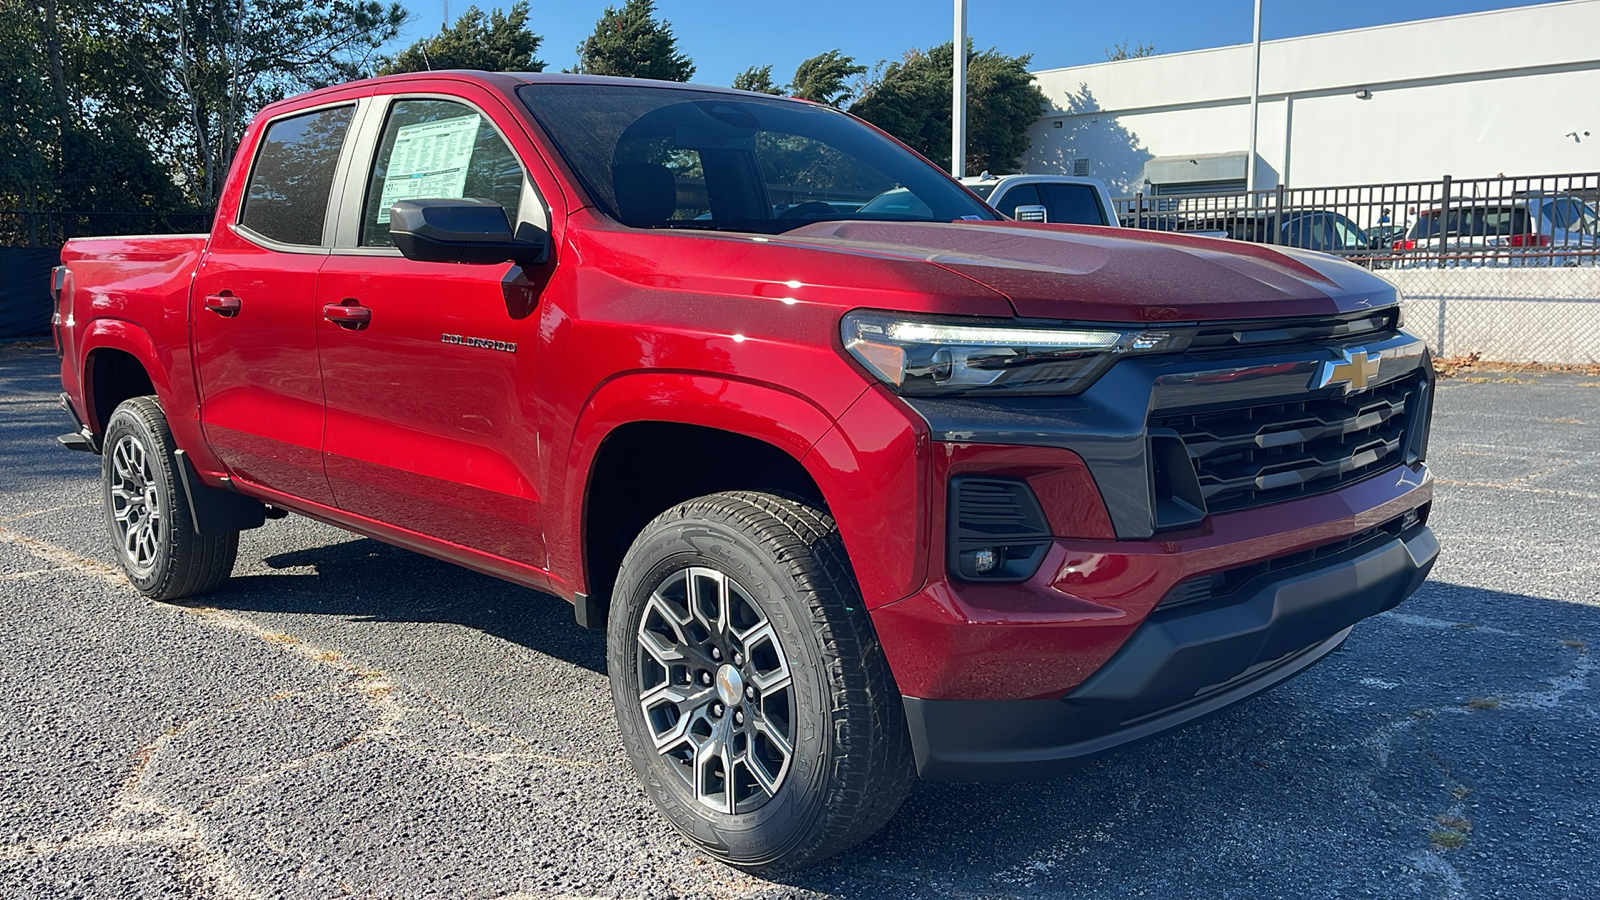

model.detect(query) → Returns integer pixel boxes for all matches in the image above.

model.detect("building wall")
[1024,0,1600,194]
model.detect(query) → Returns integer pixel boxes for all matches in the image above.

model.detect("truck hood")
[780,220,1397,322]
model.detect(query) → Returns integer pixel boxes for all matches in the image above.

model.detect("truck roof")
[260,70,786,118]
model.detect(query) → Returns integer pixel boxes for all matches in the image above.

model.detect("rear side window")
[1040,184,1107,226]
[361,99,526,247]
[239,106,355,246]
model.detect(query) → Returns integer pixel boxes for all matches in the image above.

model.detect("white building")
[1023,0,1600,196]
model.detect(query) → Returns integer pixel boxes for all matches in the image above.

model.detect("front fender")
[557,372,931,609]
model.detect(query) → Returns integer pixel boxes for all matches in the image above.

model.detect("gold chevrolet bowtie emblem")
[1313,348,1382,394]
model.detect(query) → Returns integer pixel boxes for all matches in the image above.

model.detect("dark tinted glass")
[361,99,526,247]
[1040,183,1107,225]
[240,106,355,246]
[518,83,996,234]
[993,184,1041,217]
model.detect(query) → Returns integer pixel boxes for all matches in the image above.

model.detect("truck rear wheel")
[101,397,237,600]
[607,491,914,873]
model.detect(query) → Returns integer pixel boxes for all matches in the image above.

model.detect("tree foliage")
[166,0,407,207]
[572,0,694,82]
[1104,40,1155,61]
[850,42,1045,176]
[0,0,406,238]
[790,50,865,107]
[732,64,782,95]
[383,2,544,75]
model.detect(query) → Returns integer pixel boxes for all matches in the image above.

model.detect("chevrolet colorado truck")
[52,72,1438,872]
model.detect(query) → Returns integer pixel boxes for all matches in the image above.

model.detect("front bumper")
[903,522,1437,781]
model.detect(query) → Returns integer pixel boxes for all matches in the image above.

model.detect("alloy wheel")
[635,565,796,814]
[108,434,162,576]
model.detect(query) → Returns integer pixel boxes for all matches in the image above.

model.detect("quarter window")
[239,105,356,246]
[361,99,526,247]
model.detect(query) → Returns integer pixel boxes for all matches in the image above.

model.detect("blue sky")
[395,0,1565,86]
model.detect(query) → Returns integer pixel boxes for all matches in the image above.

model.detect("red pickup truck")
[52,72,1437,871]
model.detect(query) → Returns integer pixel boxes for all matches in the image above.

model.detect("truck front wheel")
[607,491,914,873]
[101,397,238,600]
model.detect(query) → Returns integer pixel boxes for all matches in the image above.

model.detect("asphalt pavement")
[1,343,1595,899]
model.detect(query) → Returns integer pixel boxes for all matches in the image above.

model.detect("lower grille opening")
[1156,511,1424,612]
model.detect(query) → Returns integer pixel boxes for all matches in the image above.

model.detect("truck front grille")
[1152,374,1422,515]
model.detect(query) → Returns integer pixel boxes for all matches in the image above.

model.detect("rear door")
[192,101,362,504]
[315,89,554,565]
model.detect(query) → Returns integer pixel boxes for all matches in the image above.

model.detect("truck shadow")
[773,579,1600,897]
[213,536,607,674]
[199,534,1600,898]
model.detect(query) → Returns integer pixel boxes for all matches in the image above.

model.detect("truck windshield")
[518,83,997,234]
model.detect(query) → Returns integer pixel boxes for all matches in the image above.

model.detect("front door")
[316,95,548,566]
[193,103,359,505]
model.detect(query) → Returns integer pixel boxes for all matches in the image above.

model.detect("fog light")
[972,548,999,574]
[1402,508,1421,530]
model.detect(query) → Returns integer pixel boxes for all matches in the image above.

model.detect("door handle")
[204,293,241,317]
[323,300,372,330]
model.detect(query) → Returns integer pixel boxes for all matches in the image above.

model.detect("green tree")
[850,42,1045,176]
[1,0,184,243]
[732,64,782,95]
[165,0,408,207]
[790,50,864,107]
[2,0,408,240]
[572,0,694,82]
[1104,40,1155,61]
[382,2,545,75]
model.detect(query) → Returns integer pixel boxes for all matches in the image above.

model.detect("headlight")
[841,310,1190,396]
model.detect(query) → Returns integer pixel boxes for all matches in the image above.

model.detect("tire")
[101,396,238,600]
[607,491,914,873]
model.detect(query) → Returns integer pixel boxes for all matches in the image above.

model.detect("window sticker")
[376,113,481,224]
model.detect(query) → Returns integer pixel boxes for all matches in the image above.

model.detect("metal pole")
[1246,0,1262,200]
[952,0,968,178]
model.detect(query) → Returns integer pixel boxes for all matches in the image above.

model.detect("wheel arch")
[562,373,931,627]
[566,373,843,625]
[80,320,171,435]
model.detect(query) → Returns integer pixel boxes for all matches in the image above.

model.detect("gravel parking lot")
[1,344,1596,899]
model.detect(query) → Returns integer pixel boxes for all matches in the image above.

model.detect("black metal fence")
[1114,171,1600,269]
[0,209,213,248]
[1115,172,1600,363]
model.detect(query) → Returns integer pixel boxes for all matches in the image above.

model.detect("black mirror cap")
[390,198,549,267]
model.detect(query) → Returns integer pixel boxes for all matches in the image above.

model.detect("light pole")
[952,0,968,178]
[1246,0,1262,199]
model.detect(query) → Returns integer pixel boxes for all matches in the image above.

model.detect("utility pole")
[1246,0,1262,199]
[952,0,968,178]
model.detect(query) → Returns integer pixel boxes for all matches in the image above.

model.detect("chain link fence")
[1116,172,1600,364]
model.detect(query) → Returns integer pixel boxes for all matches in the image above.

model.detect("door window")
[361,99,526,247]
[1040,183,1107,225]
[992,184,1041,218]
[239,105,356,246]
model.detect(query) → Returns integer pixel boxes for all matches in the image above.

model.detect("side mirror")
[1012,204,1048,223]
[390,198,549,266]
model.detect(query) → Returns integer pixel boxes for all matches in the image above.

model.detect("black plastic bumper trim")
[903,525,1438,782]
[56,392,98,453]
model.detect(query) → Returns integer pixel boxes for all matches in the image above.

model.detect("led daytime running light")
[885,321,1119,349]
